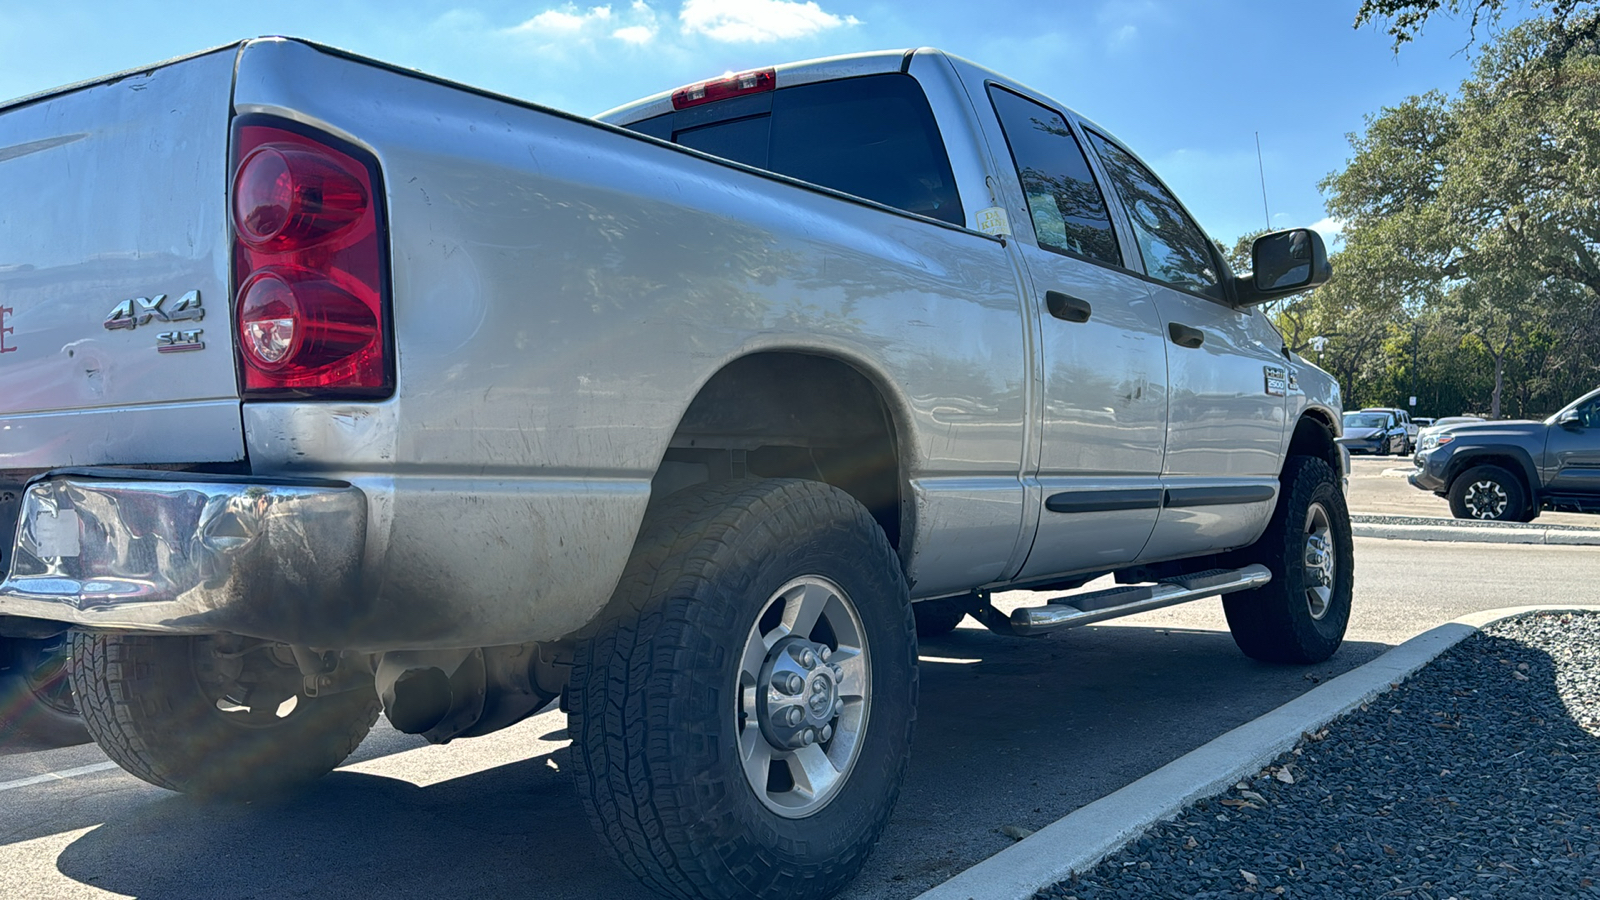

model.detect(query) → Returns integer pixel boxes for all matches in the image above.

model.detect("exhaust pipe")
[374,649,485,741]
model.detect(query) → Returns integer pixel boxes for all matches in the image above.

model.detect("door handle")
[1045,290,1092,323]
[1168,322,1205,348]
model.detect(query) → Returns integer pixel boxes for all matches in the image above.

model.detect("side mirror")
[1233,228,1332,308]
[1558,410,1583,429]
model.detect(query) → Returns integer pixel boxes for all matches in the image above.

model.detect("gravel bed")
[1351,514,1600,532]
[1036,611,1600,899]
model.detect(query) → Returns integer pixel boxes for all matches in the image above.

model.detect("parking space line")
[0,761,120,794]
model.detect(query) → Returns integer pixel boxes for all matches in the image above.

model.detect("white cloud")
[612,1,659,43]
[510,5,614,34]
[1309,215,1345,244]
[614,25,656,43]
[1109,25,1137,48]
[679,0,860,43]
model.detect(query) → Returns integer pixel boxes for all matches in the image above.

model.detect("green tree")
[1355,0,1599,51]
[1321,17,1600,416]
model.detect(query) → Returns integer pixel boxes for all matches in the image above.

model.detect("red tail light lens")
[238,270,380,371]
[234,146,367,250]
[230,118,392,398]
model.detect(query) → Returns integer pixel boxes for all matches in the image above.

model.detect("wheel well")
[1446,454,1533,494]
[1286,412,1340,475]
[655,353,903,549]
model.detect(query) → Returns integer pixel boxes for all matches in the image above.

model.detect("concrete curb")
[914,605,1600,900]
[1352,522,1600,545]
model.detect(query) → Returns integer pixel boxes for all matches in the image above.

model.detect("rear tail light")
[230,118,392,398]
[671,68,776,109]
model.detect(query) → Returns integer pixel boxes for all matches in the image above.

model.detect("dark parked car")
[1410,387,1600,520]
[1339,410,1408,455]
[1361,407,1418,454]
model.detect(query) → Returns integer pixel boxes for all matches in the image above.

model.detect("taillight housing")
[671,68,776,109]
[230,117,393,398]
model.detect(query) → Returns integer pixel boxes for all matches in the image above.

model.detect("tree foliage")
[1294,17,1600,418]
[1355,0,1599,51]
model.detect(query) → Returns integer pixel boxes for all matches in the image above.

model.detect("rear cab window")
[985,85,1120,266]
[626,74,965,227]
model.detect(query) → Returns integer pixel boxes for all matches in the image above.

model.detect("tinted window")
[1086,133,1224,301]
[987,87,1119,266]
[678,116,769,168]
[767,76,962,225]
[623,74,964,226]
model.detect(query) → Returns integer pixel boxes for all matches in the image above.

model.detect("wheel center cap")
[1305,534,1333,587]
[757,637,843,751]
[807,673,837,717]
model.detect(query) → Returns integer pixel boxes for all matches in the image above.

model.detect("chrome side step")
[978,564,1272,636]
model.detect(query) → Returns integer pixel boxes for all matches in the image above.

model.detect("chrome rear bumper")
[0,470,367,643]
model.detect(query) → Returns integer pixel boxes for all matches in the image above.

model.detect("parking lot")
[4,461,1599,900]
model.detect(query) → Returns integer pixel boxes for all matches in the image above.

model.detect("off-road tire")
[569,478,917,900]
[913,595,972,638]
[0,635,88,745]
[1447,464,1528,522]
[1221,456,1353,664]
[70,632,380,799]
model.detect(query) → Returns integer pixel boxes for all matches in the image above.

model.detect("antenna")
[1255,132,1270,231]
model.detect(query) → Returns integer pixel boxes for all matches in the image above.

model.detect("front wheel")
[1222,456,1353,664]
[1447,464,1528,521]
[70,633,380,799]
[0,635,88,745]
[569,479,917,900]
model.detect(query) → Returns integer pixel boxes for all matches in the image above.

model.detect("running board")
[973,564,1272,637]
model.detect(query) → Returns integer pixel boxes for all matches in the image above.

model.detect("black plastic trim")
[1045,488,1163,514]
[1163,485,1276,508]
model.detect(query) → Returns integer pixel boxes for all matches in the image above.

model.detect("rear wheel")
[1447,465,1528,522]
[70,632,379,799]
[0,635,88,745]
[569,479,917,900]
[1222,456,1353,664]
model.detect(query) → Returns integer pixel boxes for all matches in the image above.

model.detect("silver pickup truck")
[0,39,1349,900]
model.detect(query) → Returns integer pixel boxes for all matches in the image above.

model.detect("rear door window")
[986,86,1120,266]
[625,74,964,226]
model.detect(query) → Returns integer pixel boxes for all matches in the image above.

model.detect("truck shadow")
[40,622,1541,900]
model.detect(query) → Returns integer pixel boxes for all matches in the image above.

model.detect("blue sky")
[0,1,1530,249]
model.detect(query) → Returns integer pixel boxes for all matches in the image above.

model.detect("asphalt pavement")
[2,461,1598,899]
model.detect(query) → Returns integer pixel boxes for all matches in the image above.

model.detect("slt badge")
[104,290,205,353]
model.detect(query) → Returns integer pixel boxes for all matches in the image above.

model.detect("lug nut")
[786,706,806,726]
[802,728,817,745]
[820,724,833,742]
[833,698,844,717]
[831,664,842,679]
[819,646,832,662]
[774,672,804,694]
[799,648,816,668]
